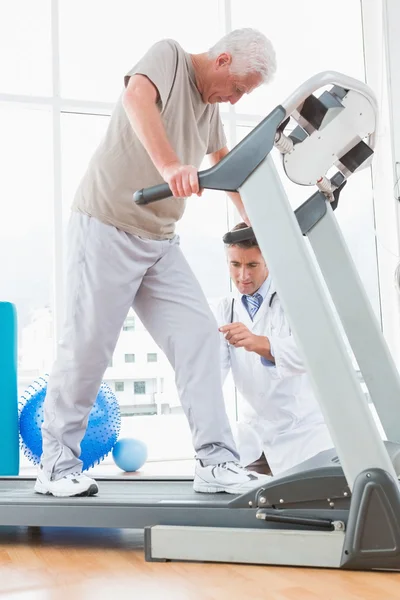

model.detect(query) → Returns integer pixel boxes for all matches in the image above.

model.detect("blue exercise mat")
[0,302,20,475]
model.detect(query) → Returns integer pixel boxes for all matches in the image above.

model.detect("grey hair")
[208,28,277,83]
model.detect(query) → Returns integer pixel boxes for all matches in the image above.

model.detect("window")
[147,353,158,363]
[58,0,222,102]
[125,354,135,363]
[108,358,113,368]
[0,106,54,389]
[134,381,146,395]
[123,316,135,332]
[230,0,365,116]
[115,382,124,392]
[0,0,52,96]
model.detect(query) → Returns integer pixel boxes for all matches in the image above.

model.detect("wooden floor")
[0,526,399,600]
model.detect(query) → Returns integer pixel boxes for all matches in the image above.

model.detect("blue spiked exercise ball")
[19,376,121,471]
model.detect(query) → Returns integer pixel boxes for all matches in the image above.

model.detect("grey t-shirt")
[72,39,227,240]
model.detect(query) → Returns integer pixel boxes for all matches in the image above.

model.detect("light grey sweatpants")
[41,213,239,479]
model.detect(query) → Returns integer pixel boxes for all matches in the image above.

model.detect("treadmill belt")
[0,477,232,506]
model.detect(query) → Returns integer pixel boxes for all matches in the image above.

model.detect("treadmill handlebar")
[134,172,211,205]
[133,106,286,205]
[133,182,174,205]
[223,180,347,244]
[133,169,214,205]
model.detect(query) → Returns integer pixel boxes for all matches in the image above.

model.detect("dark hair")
[226,222,259,249]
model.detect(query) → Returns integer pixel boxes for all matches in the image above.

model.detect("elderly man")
[36,29,277,497]
[217,223,334,476]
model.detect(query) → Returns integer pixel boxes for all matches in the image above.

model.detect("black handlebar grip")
[222,226,255,244]
[133,183,173,205]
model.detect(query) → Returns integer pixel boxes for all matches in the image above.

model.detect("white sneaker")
[34,466,98,497]
[193,461,271,495]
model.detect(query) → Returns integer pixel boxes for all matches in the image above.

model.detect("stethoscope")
[230,291,277,323]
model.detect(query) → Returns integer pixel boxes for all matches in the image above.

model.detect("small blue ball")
[112,437,148,472]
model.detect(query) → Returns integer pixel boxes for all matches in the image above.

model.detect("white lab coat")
[216,283,334,475]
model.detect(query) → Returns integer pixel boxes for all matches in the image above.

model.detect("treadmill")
[2,71,400,571]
